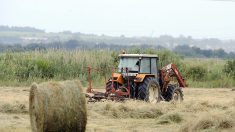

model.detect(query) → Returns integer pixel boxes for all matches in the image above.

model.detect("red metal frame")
[86,66,131,99]
[108,67,130,97]
[171,64,187,87]
[86,66,93,93]
[111,68,115,93]
[160,63,187,91]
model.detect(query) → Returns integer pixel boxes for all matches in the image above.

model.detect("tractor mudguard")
[134,74,156,83]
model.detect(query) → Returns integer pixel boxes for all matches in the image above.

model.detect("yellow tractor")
[87,54,187,102]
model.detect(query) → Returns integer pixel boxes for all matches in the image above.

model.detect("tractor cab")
[118,54,159,76]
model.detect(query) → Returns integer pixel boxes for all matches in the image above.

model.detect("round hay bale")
[29,80,87,132]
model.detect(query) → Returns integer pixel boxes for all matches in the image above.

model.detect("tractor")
[86,53,187,102]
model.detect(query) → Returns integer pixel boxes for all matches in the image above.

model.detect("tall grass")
[183,58,235,88]
[0,50,114,86]
[0,49,233,87]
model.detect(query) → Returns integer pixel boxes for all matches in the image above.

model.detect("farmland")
[0,50,234,131]
[0,86,234,132]
[1,1,235,131]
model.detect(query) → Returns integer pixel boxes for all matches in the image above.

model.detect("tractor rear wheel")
[137,77,160,103]
[165,85,183,102]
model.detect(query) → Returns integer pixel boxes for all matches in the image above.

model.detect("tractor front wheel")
[164,85,184,102]
[106,81,119,92]
[137,77,160,103]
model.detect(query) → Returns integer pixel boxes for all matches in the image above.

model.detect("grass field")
[0,86,234,132]
[0,50,234,88]
[0,50,234,131]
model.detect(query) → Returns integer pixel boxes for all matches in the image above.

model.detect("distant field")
[0,31,119,43]
[0,87,234,132]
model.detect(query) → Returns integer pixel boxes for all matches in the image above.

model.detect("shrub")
[186,66,207,81]
[224,60,235,79]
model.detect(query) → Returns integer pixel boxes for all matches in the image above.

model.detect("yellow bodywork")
[134,74,156,82]
[112,73,124,84]
[111,73,156,84]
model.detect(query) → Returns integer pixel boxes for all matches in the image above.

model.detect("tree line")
[0,40,234,58]
[0,25,45,32]
[0,26,234,54]
[174,45,235,58]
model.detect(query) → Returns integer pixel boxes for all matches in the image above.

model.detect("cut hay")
[88,100,163,119]
[157,112,183,124]
[0,103,27,113]
[29,80,87,132]
[179,113,235,132]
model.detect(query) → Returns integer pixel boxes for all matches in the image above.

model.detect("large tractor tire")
[106,81,113,92]
[106,81,119,92]
[164,85,183,102]
[137,77,160,103]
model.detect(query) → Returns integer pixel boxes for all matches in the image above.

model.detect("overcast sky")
[1,0,235,39]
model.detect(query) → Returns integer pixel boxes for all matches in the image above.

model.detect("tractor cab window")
[118,57,139,73]
[151,58,157,74]
[140,58,150,73]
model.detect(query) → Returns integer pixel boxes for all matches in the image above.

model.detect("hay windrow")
[29,80,87,132]
[0,103,27,113]
[158,112,183,124]
[179,113,235,132]
[88,100,164,119]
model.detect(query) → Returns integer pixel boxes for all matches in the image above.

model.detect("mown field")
[0,86,234,132]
